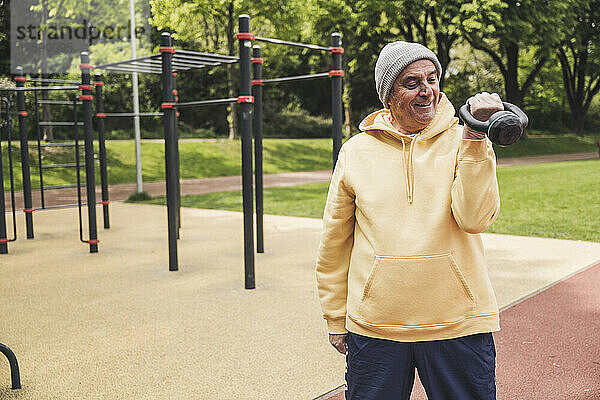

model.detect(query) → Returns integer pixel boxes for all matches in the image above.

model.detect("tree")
[459,0,570,108]
[556,0,600,133]
[391,0,464,90]
[149,0,312,139]
[19,0,140,140]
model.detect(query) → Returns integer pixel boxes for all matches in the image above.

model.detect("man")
[315,41,503,399]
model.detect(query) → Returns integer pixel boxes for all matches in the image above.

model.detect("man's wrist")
[463,126,487,140]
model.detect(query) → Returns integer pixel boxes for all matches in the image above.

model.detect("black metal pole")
[74,99,86,244]
[0,343,21,390]
[0,129,7,254]
[238,15,256,289]
[15,67,34,239]
[2,99,17,249]
[252,45,264,254]
[94,74,110,229]
[33,83,45,209]
[173,72,181,238]
[80,53,98,253]
[160,33,178,271]
[330,33,343,169]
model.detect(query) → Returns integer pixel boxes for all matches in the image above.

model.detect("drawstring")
[400,136,418,204]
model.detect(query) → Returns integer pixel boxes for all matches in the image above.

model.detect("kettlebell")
[459,101,528,146]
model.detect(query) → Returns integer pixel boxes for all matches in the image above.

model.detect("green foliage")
[263,107,331,138]
[2,0,600,136]
[458,0,573,106]
[141,160,600,242]
[555,0,600,133]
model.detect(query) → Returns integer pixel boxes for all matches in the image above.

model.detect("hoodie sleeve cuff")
[459,138,489,162]
[325,317,348,334]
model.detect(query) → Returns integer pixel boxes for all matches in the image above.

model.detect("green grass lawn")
[2,134,599,191]
[140,159,600,242]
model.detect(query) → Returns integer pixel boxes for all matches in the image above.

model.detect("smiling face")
[387,59,440,134]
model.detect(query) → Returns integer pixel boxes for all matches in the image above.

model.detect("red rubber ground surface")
[323,261,600,400]
[495,261,600,400]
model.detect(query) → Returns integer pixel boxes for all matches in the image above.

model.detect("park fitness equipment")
[0,98,18,254]
[32,78,85,211]
[94,38,242,273]
[0,343,21,390]
[2,69,82,239]
[93,15,344,290]
[459,101,528,146]
[0,69,109,253]
[250,34,344,254]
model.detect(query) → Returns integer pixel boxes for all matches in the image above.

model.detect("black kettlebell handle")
[459,102,528,133]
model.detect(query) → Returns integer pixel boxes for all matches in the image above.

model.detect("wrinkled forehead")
[396,59,437,81]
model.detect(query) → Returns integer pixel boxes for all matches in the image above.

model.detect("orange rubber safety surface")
[320,262,600,400]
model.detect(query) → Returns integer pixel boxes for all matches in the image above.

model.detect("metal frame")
[15,67,35,239]
[0,98,17,254]
[95,50,239,75]
[248,31,344,257]
[80,53,99,253]
[0,343,21,390]
[94,75,110,229]
[92,19,343,292]
[2,67,108,253]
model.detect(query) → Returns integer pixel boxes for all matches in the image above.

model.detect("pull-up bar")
[0,86,79,92]
[253,36,331,52]
[176,98,238,108]
[29,78,80,84]
[261,72,330,84]
[102,112,162,117]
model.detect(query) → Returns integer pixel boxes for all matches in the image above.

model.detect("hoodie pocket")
[356,253,476,327]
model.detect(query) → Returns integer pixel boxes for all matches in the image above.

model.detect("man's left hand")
[463,92,504,140]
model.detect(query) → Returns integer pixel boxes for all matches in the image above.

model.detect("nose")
[419,81,432,98]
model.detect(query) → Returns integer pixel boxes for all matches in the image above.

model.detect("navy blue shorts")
[345,332,496,400]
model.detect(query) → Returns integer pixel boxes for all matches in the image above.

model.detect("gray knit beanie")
[375,41,442,108]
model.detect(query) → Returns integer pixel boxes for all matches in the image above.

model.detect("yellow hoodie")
[316,94,500,342]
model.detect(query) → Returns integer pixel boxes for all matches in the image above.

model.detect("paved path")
[3,152,598,210]
[2,204,600,398]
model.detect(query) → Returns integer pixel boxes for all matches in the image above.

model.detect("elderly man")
[316,41,502,399]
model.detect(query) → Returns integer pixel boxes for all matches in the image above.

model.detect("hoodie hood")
[358,93,458,141]
[357,93,458,204]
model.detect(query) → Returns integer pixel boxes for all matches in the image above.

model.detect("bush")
[126,191,152,202]
[263,107,331,138]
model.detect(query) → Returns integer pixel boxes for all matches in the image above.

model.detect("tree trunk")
[503,42,523,107]
[572,110,585,135]
[435,34,452,91]
[226,1,237,140]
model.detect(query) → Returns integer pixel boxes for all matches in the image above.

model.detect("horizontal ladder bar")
[176,98,238,108]
[41,163,80,169]
[95,54,160,69]
[40,142,84,147]
[253,36,330,52]
[175,49,239,62]
[37,100,82,105]
[39,121,84,126]
[0,86,79,91]
[45,183,86,190]
[103,112,162,117]
[262,72,330,84]
[29,78,80,84]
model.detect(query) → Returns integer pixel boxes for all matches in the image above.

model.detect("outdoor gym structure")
[0,63,112,254]
[93,15,343,289]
